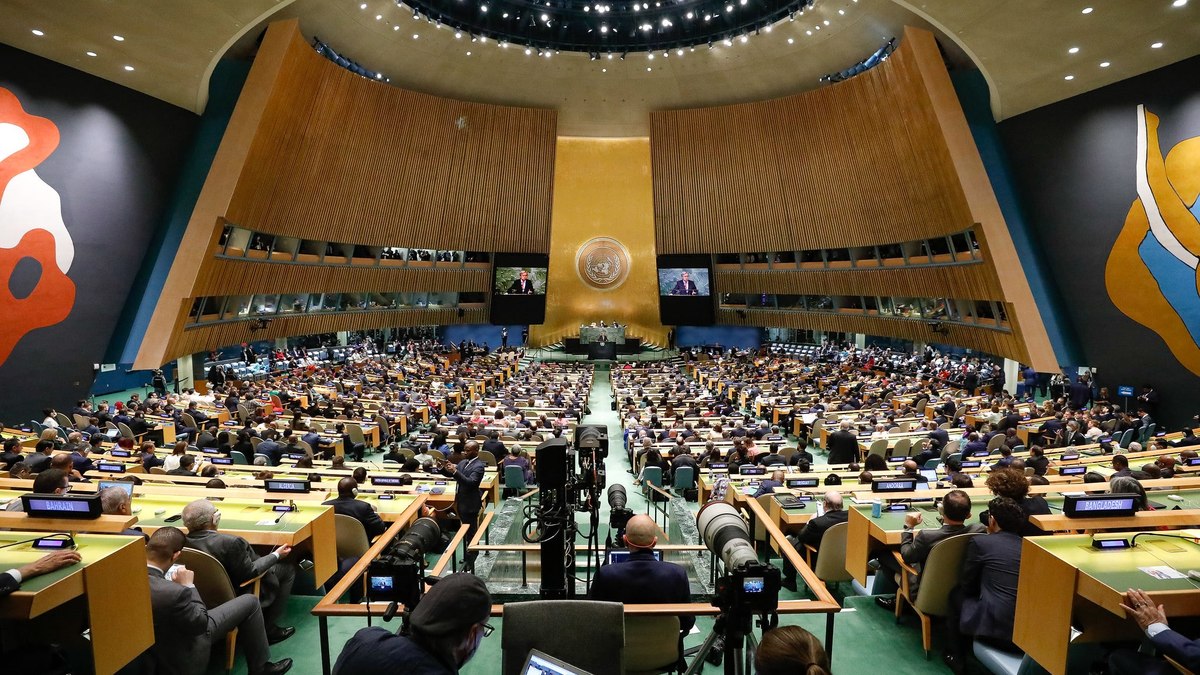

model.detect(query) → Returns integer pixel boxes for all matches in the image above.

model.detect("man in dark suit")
[145,527,292,675]
[168,455,198,476]
[825,421,859,465]
[943,496,1025,673]
[1109,588,1200,674]
[589,514,694,654]
[782,491,849,590]
[181,499,298,644]
[438,440,486,571]
[1,549,80,597]
[323,478,386,540]
[481,431,506,458]
[506,269,535,294]
[873,490,984,607]
[671,271,699,296]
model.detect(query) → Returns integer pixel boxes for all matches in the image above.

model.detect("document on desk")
[1139,565,1186,580]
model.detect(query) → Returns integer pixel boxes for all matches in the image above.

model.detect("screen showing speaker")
[657,254,714,325]
[491,253,549,324]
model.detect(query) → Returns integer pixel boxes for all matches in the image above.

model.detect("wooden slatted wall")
[650,35,972,254]
[715,262,1001,300]
[193,261,489,296]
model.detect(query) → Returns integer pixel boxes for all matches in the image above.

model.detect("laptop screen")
[605,549,663,565]
[521,649,595,675]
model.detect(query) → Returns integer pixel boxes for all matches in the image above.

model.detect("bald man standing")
[589,514,694,642]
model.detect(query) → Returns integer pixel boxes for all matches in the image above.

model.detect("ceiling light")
[806,30,811,35]
[376,14,382,20]
[1100,61,1110,67]
[1173,0,1187,6]
[723,38,732,46]
[646,67,651,71]
[455,31,462,38]
[86,51,97,56]
[607,53,613,59]
[823,19,830,25]
[787,37,794,44]
[725,4,733,12]
[466,51,472,55]
[739,35,748,43]
[1068,47,1079,54]
[480,4,487,11]
[648,52,655,59]
[124,65,134,71]
[838,9,844,14]
[740,0,748,5]
[601,24,608,32]
[31,29,44,36]
[676,48,683,55]
[1151,41,1164,48]
[1081,6,1093,13]
[686,11,693,18]
[1064,74,1074,80]
[525,47,532,54]
[360,2,367,7]
[112,35,125,41]
[602,68,607,72]
[541,13,548,21]
[412,33,419,38]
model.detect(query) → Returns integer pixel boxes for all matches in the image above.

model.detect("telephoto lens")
[696,502,759,571]
[607,484,627,510]
[394,517,442,560]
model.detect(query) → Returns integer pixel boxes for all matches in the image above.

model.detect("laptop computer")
[521,649,595,675]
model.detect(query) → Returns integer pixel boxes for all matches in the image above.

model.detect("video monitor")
[658,254,714,325]
[491,253,549,324]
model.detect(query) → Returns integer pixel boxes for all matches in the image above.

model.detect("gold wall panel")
[530,137,667,347]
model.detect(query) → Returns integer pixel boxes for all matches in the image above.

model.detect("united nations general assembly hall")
[1,1,1200,674]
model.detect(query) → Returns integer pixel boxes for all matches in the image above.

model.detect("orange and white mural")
[0,86,76,365]
[1106,105,1200,376]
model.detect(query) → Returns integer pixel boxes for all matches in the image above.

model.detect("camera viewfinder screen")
[743,577,765,593]
[369,576,394,591]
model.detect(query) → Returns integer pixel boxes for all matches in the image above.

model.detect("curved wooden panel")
[651,33,971,254]
[716,262,1002,300]
[717,308,1028,363]
[226,25,556,251]
[194,260,489,296]
[166,307,487,360]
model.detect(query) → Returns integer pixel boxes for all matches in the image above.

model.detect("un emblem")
[575,237,631,291]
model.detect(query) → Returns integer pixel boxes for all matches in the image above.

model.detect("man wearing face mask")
[333,573,494,675]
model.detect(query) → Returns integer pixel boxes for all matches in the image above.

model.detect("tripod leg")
[684,630,722,675]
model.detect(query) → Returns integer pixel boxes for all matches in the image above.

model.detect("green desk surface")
[0,532,126,594]
[1033,533,1200,592]
[354,493,421,516]
[130,495,322,534]
[851,503,942,530]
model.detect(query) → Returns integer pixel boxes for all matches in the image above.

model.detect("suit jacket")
[589,550,695,632]
[1152,628,1200,671]
[25,452,52,473]
[146,565,213,675]
[0,571,18,596]
[826,430,859,465]
[443,457,485,517]
[796,509,849,551]
[959,531,1022,643]
[507,279,535,294]
[899,523,984,597]
[323,496,387,540]
[671,279,698,296]
[185,529,277,588]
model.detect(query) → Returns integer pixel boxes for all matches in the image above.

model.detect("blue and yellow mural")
[1106,105,1200,376]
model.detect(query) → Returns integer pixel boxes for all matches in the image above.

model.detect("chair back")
[230,450,249,465]
[72,414,91,429]
[922,458,942,471]
[941,440,960,460]
[624,615,681,675]
[914,398,928,415]
[501,600,624,675]
[180,413,198,431]
[308,421,324,433]
[178,548,238,607]
[117,422,136,439]
[986,433,1007,451]
[334,514,370,559]
[642,466,663,488]
[346,424,367,446]
[250,436,263,449]
[1118,428,1134,449]
[913,533,982,617]
[867,439,889,459]
[478,450,498,468]
[56,413,74,429]
[428,449,445,462]
[237,405,250,424]
[812,521,852,583]
[150,466,168,475]
[504,464,526,491]
[889,438,912,459]
[779,447,798,463]
[673,466,695,491]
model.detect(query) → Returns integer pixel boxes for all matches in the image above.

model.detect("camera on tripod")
[366,517,442,610]
[697,502,781,615]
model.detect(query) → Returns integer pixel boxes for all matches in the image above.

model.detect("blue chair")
[503,464,526,498]
[1118,428,1134,449]
[230,450,249,465]
[972,641,1041,675]
[922,458,942,471]
[672,466,695,497]
[1140,423,1156,445]
[641,466,664,501]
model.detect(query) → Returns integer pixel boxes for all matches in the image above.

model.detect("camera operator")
[436,440,486,572]
[589,514,694,658]
[333,573,493,675]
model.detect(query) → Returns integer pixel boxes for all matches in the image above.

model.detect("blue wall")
[441,324,526,348]
[952,70,1082,368]
[108,61,252,368]
[676,326,762,349]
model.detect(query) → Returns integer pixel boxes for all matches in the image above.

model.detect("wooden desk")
[131,494,337,586]
[845,503,944,584]
[1014,530,1200,675]
[0,531,153,674]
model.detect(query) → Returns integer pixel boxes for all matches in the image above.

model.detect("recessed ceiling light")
[806,30,812,35]
[466,51,472,55]
[86,51,97,56]
[31,29,44,36]
[360,2,367,8]
[1068,47,1079,54]
[1151,41,1163,48]
[124,65,134,71]
[1064,74,1074,80]
[823,19,830,25]
[838,9,844,14]
[646,67,651,71]
[112,35,125,41]
[1081,7,1093,14]
[601,68,607,72]
[393,25,399,30]
[787,37,794,44]
[1172,0,1186,6]
[1100,61,1110,67]
[455,31,462,38]
[412,33,419,39]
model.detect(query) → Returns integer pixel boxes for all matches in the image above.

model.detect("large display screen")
[491,253,549,325]
[657,254,714,325]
